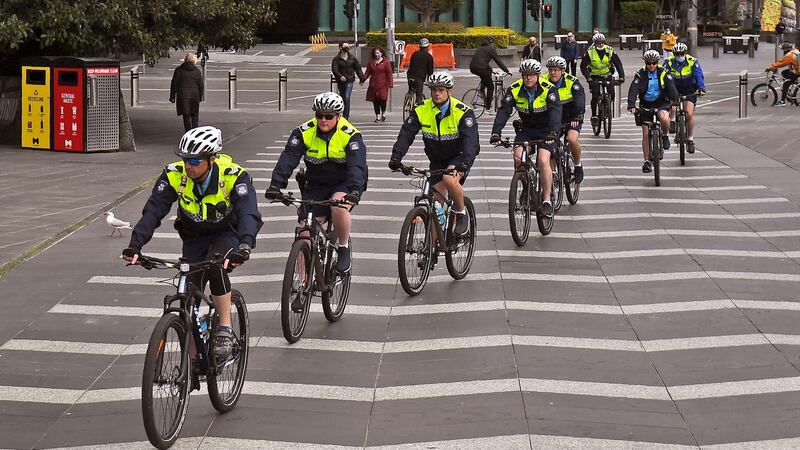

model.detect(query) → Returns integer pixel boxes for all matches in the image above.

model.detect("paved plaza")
[2,43,800,448]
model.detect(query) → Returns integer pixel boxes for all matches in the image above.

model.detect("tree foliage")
[621,1,659,33]
[401,0,465,29]
[0,0,277,73]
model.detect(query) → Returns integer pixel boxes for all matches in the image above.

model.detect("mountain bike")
[274,194,351,343]
[394,165,477,295]
[636,107,665,186]
[462,71,513,119]
[496,137,558,244]
[673,93,700,166]
[402,78,426,121]
[560,125,580,206]
[589,76,618,139]
[133,254,248,449]
[750,70,800,106]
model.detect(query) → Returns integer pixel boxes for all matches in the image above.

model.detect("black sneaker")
[573,165,584,183]
[541,201,554,217]
[687,140,695,154]
[211,328,235,360]
[669,120,676,134]
[454,211,470,235]
[336,246,352,272]
[661,135,670,150]
[642,161,652,173]
[590,116,599,127]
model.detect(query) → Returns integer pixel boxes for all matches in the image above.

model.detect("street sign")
[394,40,406,55]
[656,14,674,20]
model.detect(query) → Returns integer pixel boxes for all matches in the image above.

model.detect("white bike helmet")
[420,38,430,48]
[546,56,567,70]
[672,42,688,53]
[176,126,222,158]
[519,59,541,74]
[593,33,606,44]
[312,92,345,114]
[643,49,661,63]
[426,72,455,88]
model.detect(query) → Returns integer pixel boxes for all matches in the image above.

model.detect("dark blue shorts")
[298,180,350,221]
[514,129,556,154]
[429,156,470,185]
[182,231,237,296]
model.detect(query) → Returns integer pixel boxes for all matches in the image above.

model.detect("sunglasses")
[673,52,686,57]
[182,157,204,166]
[646,62,659,66]
[316,112,337,120]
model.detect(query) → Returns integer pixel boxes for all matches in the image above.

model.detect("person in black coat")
[331,42,365,119]
[469,37,512,112]
[521,36,542,62]
[170,52,204,132]
[560,32,579,75]
[407,38,435,103]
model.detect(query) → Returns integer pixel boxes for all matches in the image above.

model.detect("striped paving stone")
[5,115,800,448]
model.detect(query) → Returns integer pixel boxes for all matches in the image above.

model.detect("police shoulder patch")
[349,141,360,151]
[156,180,168,193]
[506,94,514,102]
[464,117,475,128]
[235,183,248,196]
[340,125,356,135]
[299,121,314,131]
[573,83,581,91]
[548,93,557,102]
[289,136,300,147]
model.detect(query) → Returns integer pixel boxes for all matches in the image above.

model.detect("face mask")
[676,56,686,62]
[341,48,349,54]
[373,53,381,59]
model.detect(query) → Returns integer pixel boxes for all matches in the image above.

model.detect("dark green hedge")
[621,1,658,32]
[366,27,515,49]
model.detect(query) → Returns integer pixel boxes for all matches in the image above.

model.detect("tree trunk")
[422,6,433,29]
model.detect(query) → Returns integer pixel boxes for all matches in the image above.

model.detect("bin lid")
[21,56,120,69]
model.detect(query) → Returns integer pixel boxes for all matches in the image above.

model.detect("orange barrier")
[400,43,456,69]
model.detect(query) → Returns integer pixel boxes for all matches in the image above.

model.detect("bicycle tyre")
[445,196,476,280]
[603,99,612,139]
[402,93,415,122]
[322,240,351,322]
[535,172,554,235]
[564,152,580,205]
[462,88,485,118]
[651,132,661,187]
[142,314,190,450]
[677,114,686,166]
[788,83,800,106]
[207,289,249,413]
[592,97,603,136]
[553,148,564,212]
[280,240,312,343]
[398,206,433,296]
[750,83,778,107]
[508,170,531,246]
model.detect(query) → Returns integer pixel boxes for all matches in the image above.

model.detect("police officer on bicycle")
[264,92,368,273]
[389,72,480,236]
[490,59,562,218]
[122,126,263,359]
[580,33,625,128]
[628,50,679,173]
[541,56,586,183]
[664,42,706,153]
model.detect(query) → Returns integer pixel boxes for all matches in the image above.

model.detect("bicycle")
[273,194,351,343]
[589,76,619,139]
[402,78,427,121]
[462,71,513,119]
[673,93,699,166]
[635,106,666,187]
[750,70,800,106]
[495,136,558,244]
[133,254,248,449]
[559,125,580,206]
[394,165,477,295]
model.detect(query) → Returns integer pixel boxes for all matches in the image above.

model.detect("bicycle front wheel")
[398,206,433,296]
[750,83,778,107]
[281,240,313,343]
[207,289,249,413]
[142,314,190,450]
[462,88,486,118]
[553,150,564,212]
[322,240,351,322]
[564,152,580,205]
[445,196,477,280]
[508,170,531,246]
[602,99,612,139]
[592,101,602,136]
[651,132,661,187]
[677,114,686,166]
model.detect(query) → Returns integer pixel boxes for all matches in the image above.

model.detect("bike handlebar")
[393,164,458,177]
[272,193,349,209]
[493,137,555,148]
[131,254,228,272]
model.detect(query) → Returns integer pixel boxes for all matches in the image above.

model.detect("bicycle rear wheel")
[398,206,433,295]
[676,114,686,166]
[535,174,554,235]
[322,240,351,322]
[280,240,313,343]
[445,197,477,280]
[142,314,190,450]
[402,93,415,121]
[462,88,486,118]
[602,99,612,139]
[207,289,248,413]
[750,83,778,107]
[564,152,580,205]
[508,170,531,246]
[552,149,564,212]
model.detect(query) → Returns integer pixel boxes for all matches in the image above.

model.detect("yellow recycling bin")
[21,64,51,150]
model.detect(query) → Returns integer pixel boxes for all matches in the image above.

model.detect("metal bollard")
[228,68,237,110]
[278,68,288,111]
[738,70,748,118]
[613,82,622,118]
[713,41,720,59]
[330,74,338,94]
[130,66,139,107]
[748,38,755,58]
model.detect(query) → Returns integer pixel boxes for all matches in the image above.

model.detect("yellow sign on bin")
[21,66,51,150]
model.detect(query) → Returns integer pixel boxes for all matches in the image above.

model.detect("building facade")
[317,0,612,34]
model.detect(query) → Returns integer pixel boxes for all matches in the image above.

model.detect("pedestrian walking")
[331,42,365,119]
[560,31,579,75]
[522,36,542,62]
[362,47,394,122]
[169,52,204,132]
[661,28,676,60]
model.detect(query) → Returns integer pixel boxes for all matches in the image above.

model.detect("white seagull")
[105,211,132,237]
